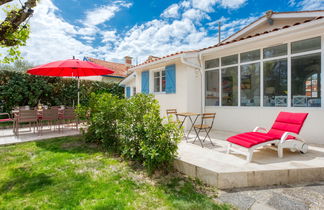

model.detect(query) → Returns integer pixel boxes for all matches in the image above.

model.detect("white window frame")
[151,67,166,94]
[205,67,221,107]
[239,49,261,107]
[220,54,239,107]
[204,35,323,109]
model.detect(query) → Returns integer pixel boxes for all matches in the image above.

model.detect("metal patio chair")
[60,108,78,131]
[0,113,14,134]
[14,110,38,136]
[39,109,60,135]
[193,113,216,147]
[166,109,179,123]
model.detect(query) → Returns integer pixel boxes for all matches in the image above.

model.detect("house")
[120,10,324,144]
[82,56,132,83]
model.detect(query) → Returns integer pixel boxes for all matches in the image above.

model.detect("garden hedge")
[0,70,124,113]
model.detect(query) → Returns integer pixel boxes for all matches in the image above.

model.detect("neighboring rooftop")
[84,57,132,78]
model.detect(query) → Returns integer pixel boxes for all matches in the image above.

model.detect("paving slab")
[0,125,80,146]
[175,130,324,189]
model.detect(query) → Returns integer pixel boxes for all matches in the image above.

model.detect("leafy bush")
[80,93,182,174]
[119,94,182,173]
[81,93,125,147]
[0,70,124,113]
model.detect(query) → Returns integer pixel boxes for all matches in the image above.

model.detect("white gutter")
[180,53,204,113]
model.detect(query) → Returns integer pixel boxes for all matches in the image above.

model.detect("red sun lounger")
[227,112,309,162]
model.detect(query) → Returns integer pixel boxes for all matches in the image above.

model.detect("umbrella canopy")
[27,58,115,105]
[27,59,114,77]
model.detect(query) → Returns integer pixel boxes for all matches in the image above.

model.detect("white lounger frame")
[227,127,308,163]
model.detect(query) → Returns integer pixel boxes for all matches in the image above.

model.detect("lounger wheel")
[300,144,308,154]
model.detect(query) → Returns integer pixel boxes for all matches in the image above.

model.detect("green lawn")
[0,136,231,209]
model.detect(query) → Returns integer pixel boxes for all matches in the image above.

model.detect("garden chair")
[0,113,14,134]
[166,109,179,123]
[60,108,78,131]
[14,110,38,136]
[227,112,309,162]
[193,113,216,147]
[39,109,60,135]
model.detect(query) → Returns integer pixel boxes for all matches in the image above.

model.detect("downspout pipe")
[180,53,204,113]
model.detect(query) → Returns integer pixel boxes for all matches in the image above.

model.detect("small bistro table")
[176,112,200,141]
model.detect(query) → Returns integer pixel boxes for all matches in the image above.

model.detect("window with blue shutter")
[141,71,149,94]
[165,64,176,94]
[126,86,131,98]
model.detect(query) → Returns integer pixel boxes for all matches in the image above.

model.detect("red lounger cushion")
[227,112,308,148]
[0,119,12,122]
[227,132,276,148]
[267,112,308,139]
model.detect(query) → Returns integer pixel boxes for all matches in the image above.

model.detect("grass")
[0,136,231,209]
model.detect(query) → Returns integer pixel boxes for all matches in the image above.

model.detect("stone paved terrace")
[0,125,80,146]
[175,130,324,189]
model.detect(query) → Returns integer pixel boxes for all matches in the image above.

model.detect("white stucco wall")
[126,17,324,144]
[135,60,201,117]
[202,20,324,144]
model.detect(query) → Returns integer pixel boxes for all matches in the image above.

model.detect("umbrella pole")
[77,76,80,106]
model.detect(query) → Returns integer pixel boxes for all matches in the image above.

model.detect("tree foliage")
[0,59,34,71]
[0,0,38,63]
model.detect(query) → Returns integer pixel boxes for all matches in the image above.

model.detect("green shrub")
[0,70,124,113]
[80,93,125,147]
[81,93,183,174]
[120,94,182,173]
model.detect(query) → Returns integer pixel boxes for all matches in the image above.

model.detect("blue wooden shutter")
[126,86,131,98]
[165,64,176,94]
[141,71,149,94]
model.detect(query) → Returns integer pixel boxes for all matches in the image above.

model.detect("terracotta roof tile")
[86,57,129,78]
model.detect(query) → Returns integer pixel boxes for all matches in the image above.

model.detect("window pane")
[205,58,219,69]
[154,77,160,92]
[240,50,260,63]
[263,59,288,107]
[154,71,160,77]
[291,37,321,54]
[221,54,238,66]
[263,44,287,59]
[240,63,260,106]
[291,53,321,107]
[205,70,219,106]
[222,66,238,106]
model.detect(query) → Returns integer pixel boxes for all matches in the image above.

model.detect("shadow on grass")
[0,166,53,195]
[35,135,106,155]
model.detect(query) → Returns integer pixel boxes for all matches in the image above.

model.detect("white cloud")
[182,9,209,22]
[101,30,117,43]
[83,1,132,26]
[220,0,246,9]
[0,0,254,66]
[191,0,218,12]
[296,0,324,10]
[191,0,246,12]
[161,4,180,18]
[17,0,96,64]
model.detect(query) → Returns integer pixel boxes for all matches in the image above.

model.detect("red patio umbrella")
[27,58,114,105]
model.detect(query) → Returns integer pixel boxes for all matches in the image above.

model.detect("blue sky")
[2,0,324,65]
